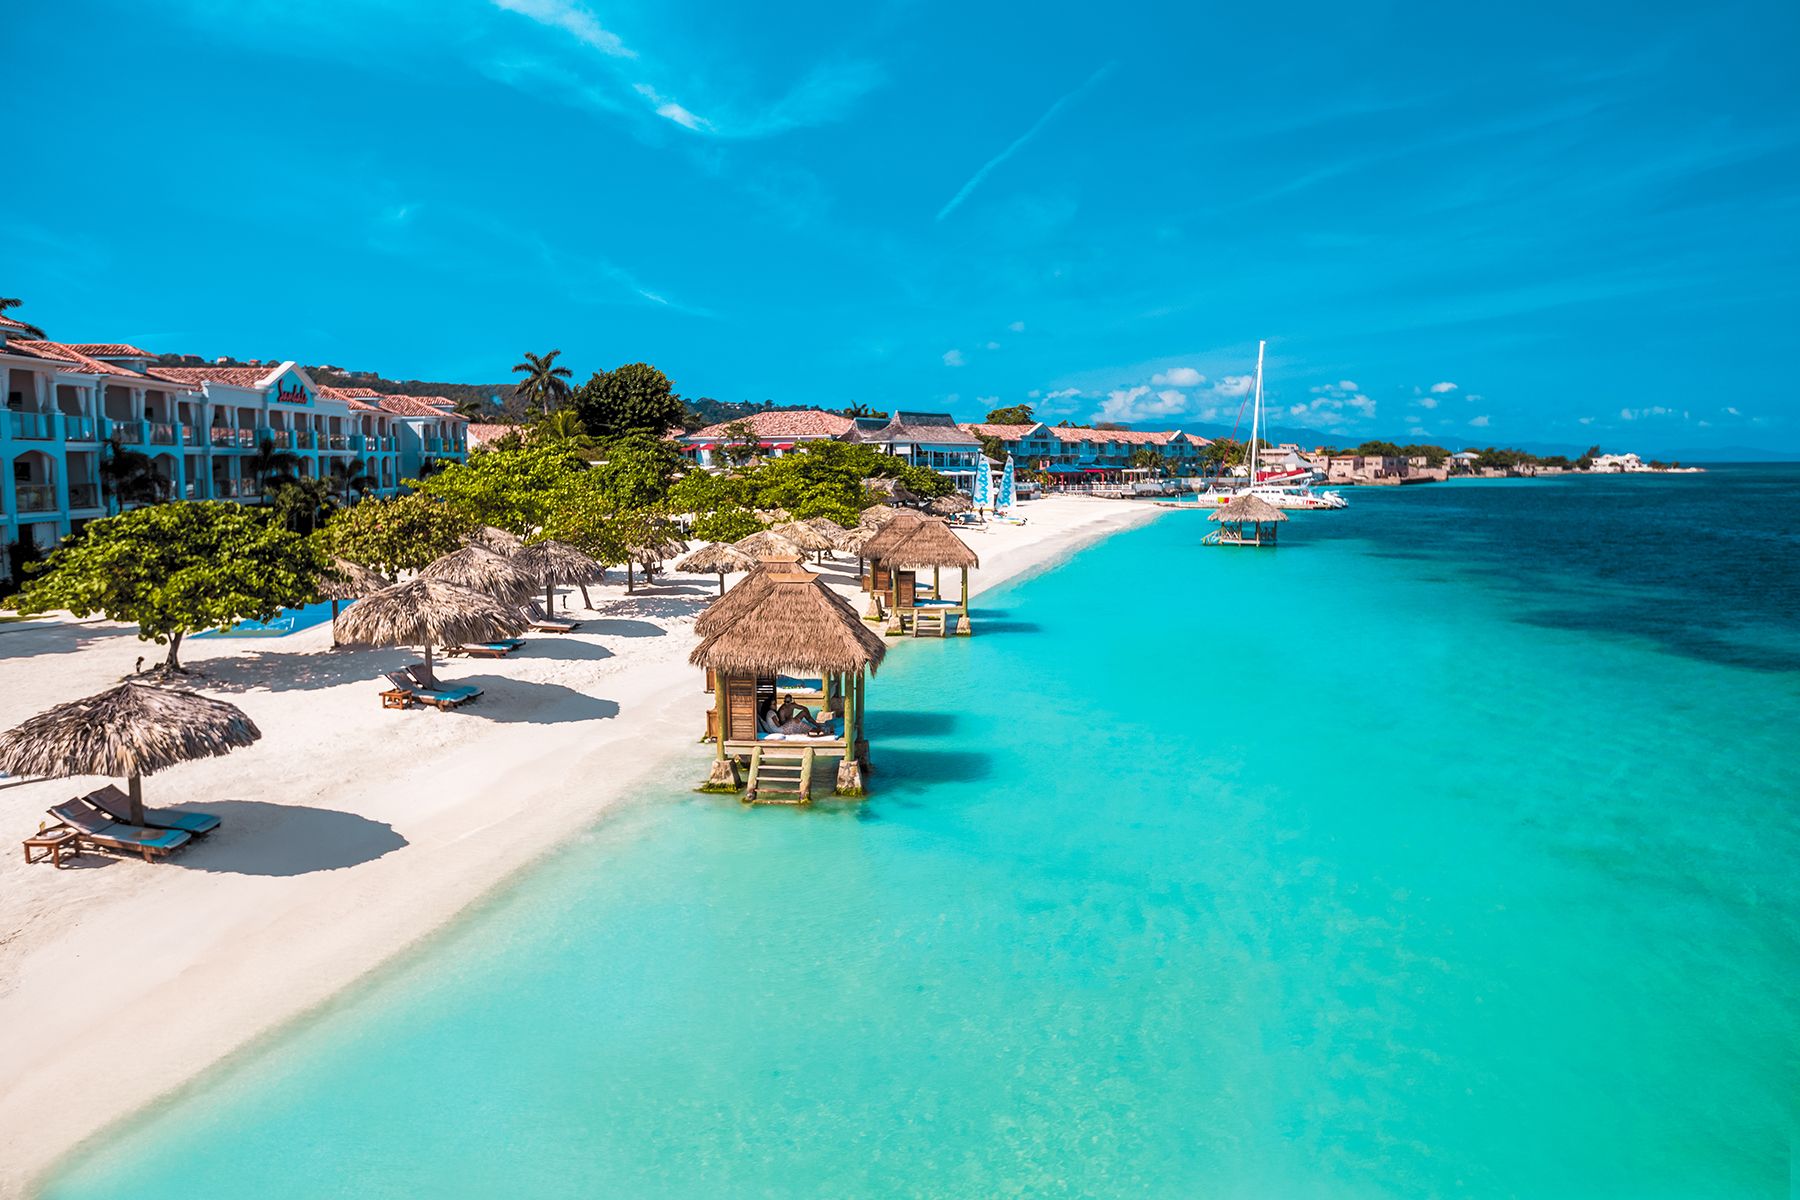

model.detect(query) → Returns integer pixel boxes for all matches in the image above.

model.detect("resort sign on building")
[273,374,311,405]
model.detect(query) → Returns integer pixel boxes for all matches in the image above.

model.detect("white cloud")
[1289,379,1376,429]
[984,341,1001,351]
[1214,374,1253,397]
[937,62,1117,220]
[942,349,965,367]
[1726,406,1740,416]
[1469,415,1490,428]
[632,83,710,131]
[1619,406,1676,421]
[490,0,635,56]
[1578,416,1595,425]
[1151,366,1205,387]
[1430,381,1458,394]
[1008,321,1026,333]
[1339,380,1359,391]
[1027,389,1041,399]
[976,395,998,406]
[1418,396,1439,410]
[1045,387,1081,401]
[1096,385,1190,423]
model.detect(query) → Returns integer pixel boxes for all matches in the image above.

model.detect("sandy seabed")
[0,495,1161,1196]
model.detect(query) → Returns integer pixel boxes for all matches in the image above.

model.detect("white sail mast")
[1247,339,1266,490]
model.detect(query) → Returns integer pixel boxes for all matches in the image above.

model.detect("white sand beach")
[0,495,1161,1195]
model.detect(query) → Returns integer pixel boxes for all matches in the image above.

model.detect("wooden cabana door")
[722,675,760,742]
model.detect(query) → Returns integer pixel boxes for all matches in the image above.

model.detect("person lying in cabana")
[760,693,831,737]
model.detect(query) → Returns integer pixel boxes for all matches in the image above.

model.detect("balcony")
[148,422,178,446]
[15,484,58,513]
[211,477,243,499]
[10,411,56,441]
[67,483,101,510]
[180,423,204,445]
[211,427,255,449]
[257,428,293,449]
[108,419,146,445]
[63,415,99,442]
[293,431,316,450]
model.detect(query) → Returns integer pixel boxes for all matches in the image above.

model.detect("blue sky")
[7,0,1798,452]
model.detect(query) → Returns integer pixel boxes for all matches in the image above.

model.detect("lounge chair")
[530,617,579,633]
[82,784,221,836]
[384,669,481,711]
[48,799,191,862]
[445,639,524,659]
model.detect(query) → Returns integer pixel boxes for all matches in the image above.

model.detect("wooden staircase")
[911,609,948,637]
[743,746,816,806]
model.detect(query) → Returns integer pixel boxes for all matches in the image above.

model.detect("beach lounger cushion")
[83,785,221,835]
[48,801,192,857]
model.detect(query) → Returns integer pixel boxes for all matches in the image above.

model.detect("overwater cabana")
[870,517,979,636]
[692,567,886,803]
[857,510,927,618]
[1206,493,1288,547]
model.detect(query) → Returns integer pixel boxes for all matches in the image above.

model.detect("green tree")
[0,295,45,339]
[328,456,377,505]
[1128,446,1168,475]
[325,493,472,575]
[271,478,337,534]
[98,444,172,513]
[1400,443,1449,467]
[247,439,302,502]
[511,349,573,417]
[1354,440,1403,457]
[1576,444,1602,470]
[415,442,586,533]
[1201,438,1244,470]
[573,363,685,439]
[6,503,324,672]
[985,403,1034,425]
[717,419,762,468]
[588,432,686,513]
[691,507,763,542]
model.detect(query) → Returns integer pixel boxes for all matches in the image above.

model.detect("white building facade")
[1,320,466,578]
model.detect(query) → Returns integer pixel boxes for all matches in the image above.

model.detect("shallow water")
[47,468,1800,1198]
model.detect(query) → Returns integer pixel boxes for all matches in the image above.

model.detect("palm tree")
[271,477,336,534]
[511,350,573,417]
[531,410,599,456]
[98,444,171,513]
[0,296,45,339]
[329,456,377,505]
[247,439,301,502]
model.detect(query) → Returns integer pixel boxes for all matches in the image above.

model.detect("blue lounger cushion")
[757,717,845,742]
[419,685,482,702]
[91,822,191,851]
[82,787,221,835]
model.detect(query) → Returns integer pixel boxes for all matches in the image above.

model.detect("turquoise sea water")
[45,468,1800,1198]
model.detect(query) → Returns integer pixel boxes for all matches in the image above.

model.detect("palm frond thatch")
[690,570,887,676]
[928,492,972,515]
[859,510,928,561]
[693,556,807,637]
[857,503,901,528]
[467,525,524,552]
[419,545,538,604]
[334,578,527,649]
[834,524,882,556]
[0,681,260,781]
[1209,494,1288,523]
[677,542,756,576]
[752,508,793,523]
[877,517,980,569]
[770,520,836,553]
[513,539,604,585]
[733,530,806,560]
[317,557,391,601]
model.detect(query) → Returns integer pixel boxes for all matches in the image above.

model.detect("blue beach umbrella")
[997,455,1016,512]
[972,455,992,510]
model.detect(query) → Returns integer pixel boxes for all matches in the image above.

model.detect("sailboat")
[1203,341,1348,511]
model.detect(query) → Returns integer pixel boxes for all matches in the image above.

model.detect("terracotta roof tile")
[0,314,35,333]
[66,343,152,358]
[688,410,855,439]
[467,422,520,445]
[145,365,280,388]
[375,394,468,421]
[7,339,146,378]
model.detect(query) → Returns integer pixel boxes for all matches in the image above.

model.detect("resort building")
[843,412,986,491]
[678,410,856,467]
[960,421,1212,483]
[1,319,466,576]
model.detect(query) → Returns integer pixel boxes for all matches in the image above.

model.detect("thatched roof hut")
[334,578,526,682]
[1209,494,1288,524]
[771,520,836,554]
[733,530,806,560]
[677,542,756,595]
[693,555,806,638]
[858,509,928,561]
[420,545,538,606]
[878,517,980,570]
[513,539,604,614]
[690,569,886,677]
[858,503,901,527]
[468,525,524,553]
[928,492,972,516]
[1208,493,1288,547]
[0,681,261,825]
[317,557,390,602]
[834,524,881,557]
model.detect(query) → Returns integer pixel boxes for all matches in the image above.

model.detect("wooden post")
[957,565,972,636]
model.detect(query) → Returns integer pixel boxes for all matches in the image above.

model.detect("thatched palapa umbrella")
[513,539,604,614]
[0,682,260,826]
[805,515,852,545]
[622,529,689,592]
[929,492,972,516]
[334,578,525,684]
[317,557,392,648]
[771,520,835,560]
[420,545,538,607]
[677,542,756,596]
[468,525,523,553]
[858,503,900,527]
[733,530,806,561]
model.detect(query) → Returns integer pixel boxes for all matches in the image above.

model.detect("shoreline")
[0,495,1162,1197]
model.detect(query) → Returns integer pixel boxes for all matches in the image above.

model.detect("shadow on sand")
[172,800,407,876]
[582,618,665,639]
[452,678,622,724]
